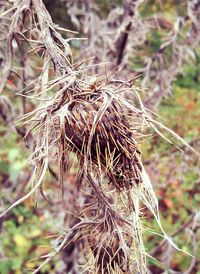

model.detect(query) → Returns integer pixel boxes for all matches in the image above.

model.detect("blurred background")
[0,0,199,273]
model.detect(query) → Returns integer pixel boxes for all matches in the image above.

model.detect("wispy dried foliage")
[63,0,200,109]
[0,1,199,273]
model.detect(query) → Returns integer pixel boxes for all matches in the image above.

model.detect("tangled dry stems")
[0,1,199,273]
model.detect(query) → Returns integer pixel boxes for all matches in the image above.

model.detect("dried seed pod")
[65,92,142,190]
[88,221,132,273]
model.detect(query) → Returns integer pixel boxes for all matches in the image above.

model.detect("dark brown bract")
[65,93,142,190]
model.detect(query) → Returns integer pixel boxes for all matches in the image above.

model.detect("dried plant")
[62,0,147,75]
[0,1,199,273]
[143,0,200,109]
[63,0,200,109]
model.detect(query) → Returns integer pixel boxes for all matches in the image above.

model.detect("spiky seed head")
[65,92,142,190]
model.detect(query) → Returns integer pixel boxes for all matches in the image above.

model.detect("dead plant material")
[0,1,199,274]
[64,90,142,190]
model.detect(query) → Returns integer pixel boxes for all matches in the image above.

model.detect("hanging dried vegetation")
[0,1,198,273]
